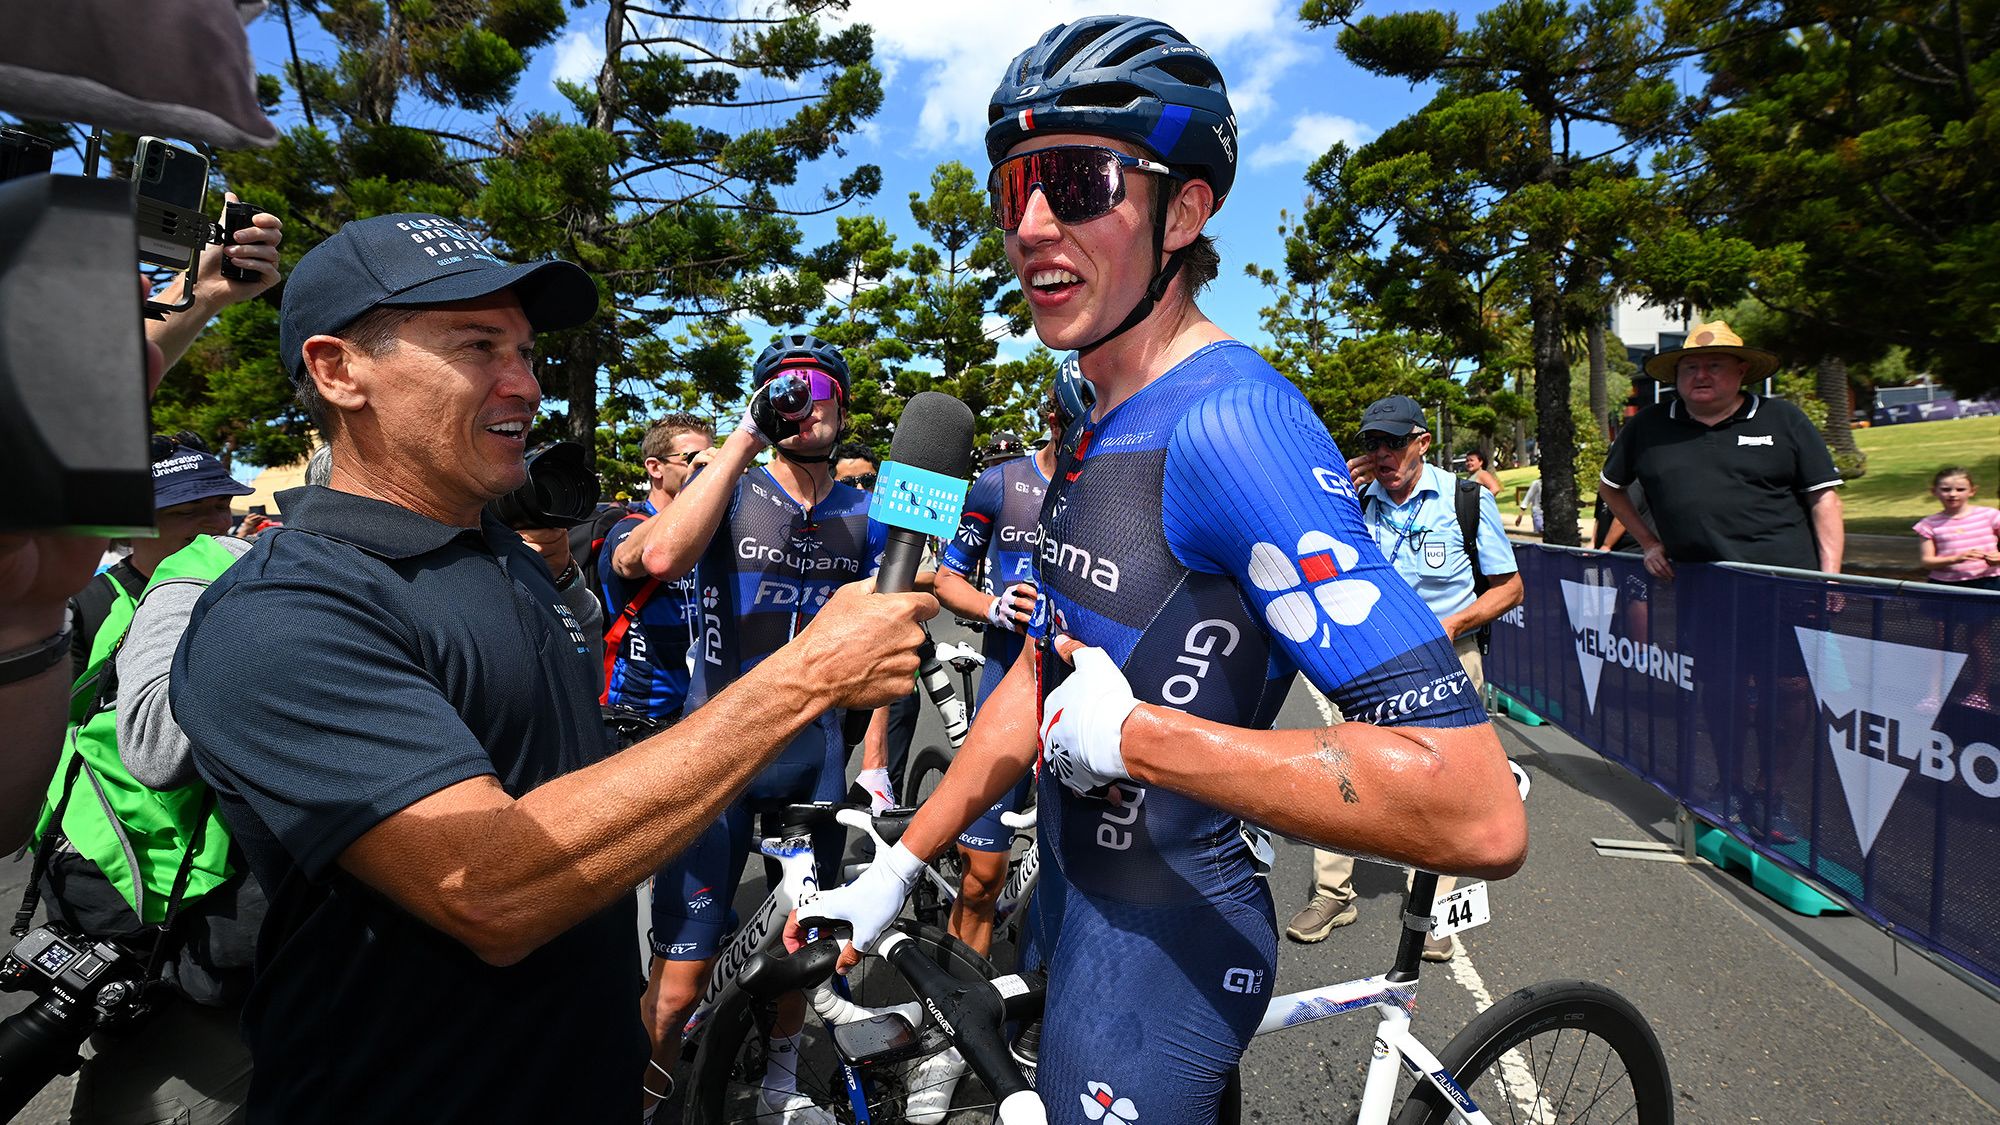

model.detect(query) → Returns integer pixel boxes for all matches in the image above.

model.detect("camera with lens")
[0,923,152,1110]
[486,441,602,530]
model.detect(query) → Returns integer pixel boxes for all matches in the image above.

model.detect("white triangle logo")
[1559,579,1620,712]
[1794,628,1965,856]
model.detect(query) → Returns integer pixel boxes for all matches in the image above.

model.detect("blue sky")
[240,2,1485,367]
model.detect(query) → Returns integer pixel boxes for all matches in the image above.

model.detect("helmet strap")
[1077,191,1187,355]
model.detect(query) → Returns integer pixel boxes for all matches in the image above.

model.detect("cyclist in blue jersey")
[800,18,1527,1125]
[930,379,1068,956]
[636,334,888,1124]
[599,413,714,744]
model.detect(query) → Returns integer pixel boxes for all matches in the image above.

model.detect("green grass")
[1845,415,2000,536]
[1482,414,2000,536]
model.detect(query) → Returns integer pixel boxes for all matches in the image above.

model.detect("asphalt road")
[4,618,1994,1123]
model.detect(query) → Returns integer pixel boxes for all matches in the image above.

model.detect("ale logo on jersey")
[1795,628,1999,857]
[1247,531,1380,644]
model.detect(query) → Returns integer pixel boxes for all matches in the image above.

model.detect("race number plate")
[1428,881,1490,940]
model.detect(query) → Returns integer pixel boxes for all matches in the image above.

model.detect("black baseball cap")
[280,213,597,383]
[152,444,254,510]
[1358,394,1430,437]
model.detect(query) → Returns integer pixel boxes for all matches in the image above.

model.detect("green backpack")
[34,535,239,924]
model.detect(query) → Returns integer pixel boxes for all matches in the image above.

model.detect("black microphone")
[870,391,975,594]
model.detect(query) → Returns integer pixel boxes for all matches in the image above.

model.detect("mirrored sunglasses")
[988,145,1180,232]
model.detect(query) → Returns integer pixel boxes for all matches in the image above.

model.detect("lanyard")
[1376,496,1430,565]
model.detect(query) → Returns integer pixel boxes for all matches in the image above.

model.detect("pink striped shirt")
[1914,505,2000,581]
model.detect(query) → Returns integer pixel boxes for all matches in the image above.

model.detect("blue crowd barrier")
[1486,545,2000,988]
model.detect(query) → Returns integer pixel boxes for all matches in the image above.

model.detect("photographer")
[169,215,933,1123]
[31,438,262,1124]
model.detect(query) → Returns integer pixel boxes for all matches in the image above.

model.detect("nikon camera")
[0,923,152,1116]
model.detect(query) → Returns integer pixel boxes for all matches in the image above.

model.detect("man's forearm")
[642,429,761,581]
[897,654,1039,864]
[414,649,837,964]
[1120,708,1526,879]
[144,289,225,373]
[1443,572,1524,638]
[1600,488,1657,551]
[861,705,890,772]
[932,568,991,622]
[1810,489,1845,574]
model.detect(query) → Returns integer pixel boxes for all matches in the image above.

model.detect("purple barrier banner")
[1487,546,2000,987]
[1871,397,1999,425]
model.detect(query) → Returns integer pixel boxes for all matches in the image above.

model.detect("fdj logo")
[1796,629,2000,856]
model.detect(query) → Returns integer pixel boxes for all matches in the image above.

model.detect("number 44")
[1428,881,1491,940]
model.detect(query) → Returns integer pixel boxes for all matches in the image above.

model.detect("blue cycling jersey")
[598,501,698,721]
[1024,340,1484,1124]
[939,455,1048,852]
[653,467,886,962]
[687,466,886,798]
[940,454,1050,704]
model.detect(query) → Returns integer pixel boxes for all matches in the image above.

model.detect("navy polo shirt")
[171,485,643,1124]
[1601,393,1842,569]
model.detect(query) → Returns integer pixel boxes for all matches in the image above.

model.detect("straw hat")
[1643,320,1778,382]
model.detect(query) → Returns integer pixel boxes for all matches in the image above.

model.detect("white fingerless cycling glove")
[987,582,1038,633]
[804,841,924,953]
[856,767,896,814]
[1038,644,1139,796]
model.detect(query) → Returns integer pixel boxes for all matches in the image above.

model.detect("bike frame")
[1254,974,1490,1125]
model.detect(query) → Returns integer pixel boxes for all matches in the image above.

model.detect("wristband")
[553,559,581,590]
[0,616,73,686]
[879,841,926,888]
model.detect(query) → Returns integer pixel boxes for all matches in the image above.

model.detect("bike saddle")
[738,938,842,1000]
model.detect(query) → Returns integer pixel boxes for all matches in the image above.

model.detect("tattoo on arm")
[1312,728,1361,805]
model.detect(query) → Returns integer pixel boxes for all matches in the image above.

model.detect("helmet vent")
[1056,81,1147,110]
[1056,23,1115,70]
[1156,58,1221,89]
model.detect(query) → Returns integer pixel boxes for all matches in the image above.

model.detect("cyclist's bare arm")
[897,648,1040,863]
[1121,708,1527,880]
[639,427,765,582]
[932,565,991,622]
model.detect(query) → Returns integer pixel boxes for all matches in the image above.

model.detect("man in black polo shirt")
[1601,320,1844,575]
[169,214,933,1124]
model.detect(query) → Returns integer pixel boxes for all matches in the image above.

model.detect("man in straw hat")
[1601,320,1844,576]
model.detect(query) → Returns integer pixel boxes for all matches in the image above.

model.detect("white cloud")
[550,30,605,89]
[828,1,1309,155]
[1247,112,1376,170]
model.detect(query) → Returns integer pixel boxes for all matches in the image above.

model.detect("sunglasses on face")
[988,145,1181,232]
[1359,432,1420,452]
[838,472,877,490]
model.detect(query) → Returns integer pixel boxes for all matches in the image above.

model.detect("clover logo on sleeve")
[1246,531,1382,643]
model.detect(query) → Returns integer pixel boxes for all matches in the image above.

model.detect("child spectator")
[1915,467,2000,590]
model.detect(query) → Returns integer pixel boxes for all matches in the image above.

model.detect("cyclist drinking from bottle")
[800,17,1526,1125]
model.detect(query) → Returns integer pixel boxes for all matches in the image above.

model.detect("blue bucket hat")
[151,442,254,509]
[279,213,597,383]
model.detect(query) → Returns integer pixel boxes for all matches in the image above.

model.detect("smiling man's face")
[329,291,542,524]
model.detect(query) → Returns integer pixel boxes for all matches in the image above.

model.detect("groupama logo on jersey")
[1795,628,2000,857]
[1246,531,1380,644]
[1080,1081,1138,1124]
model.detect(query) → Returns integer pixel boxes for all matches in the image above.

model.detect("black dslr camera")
[0,923,152,1115]
[486,441,602,530]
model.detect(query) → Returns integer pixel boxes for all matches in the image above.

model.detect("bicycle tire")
[683,924,997,1125]
[905,746,957,931]
[1392,979,1672,1125]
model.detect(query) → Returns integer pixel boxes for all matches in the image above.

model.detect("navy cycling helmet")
[986,16,1237,207]
[753,333,851,398]
[1052,352,1095,426]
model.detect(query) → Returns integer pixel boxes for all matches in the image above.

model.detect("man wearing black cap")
[169,215,933,1123]
[1287,395,1523,956]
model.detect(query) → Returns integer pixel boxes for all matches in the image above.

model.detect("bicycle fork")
[1361,1004,1492,1125]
